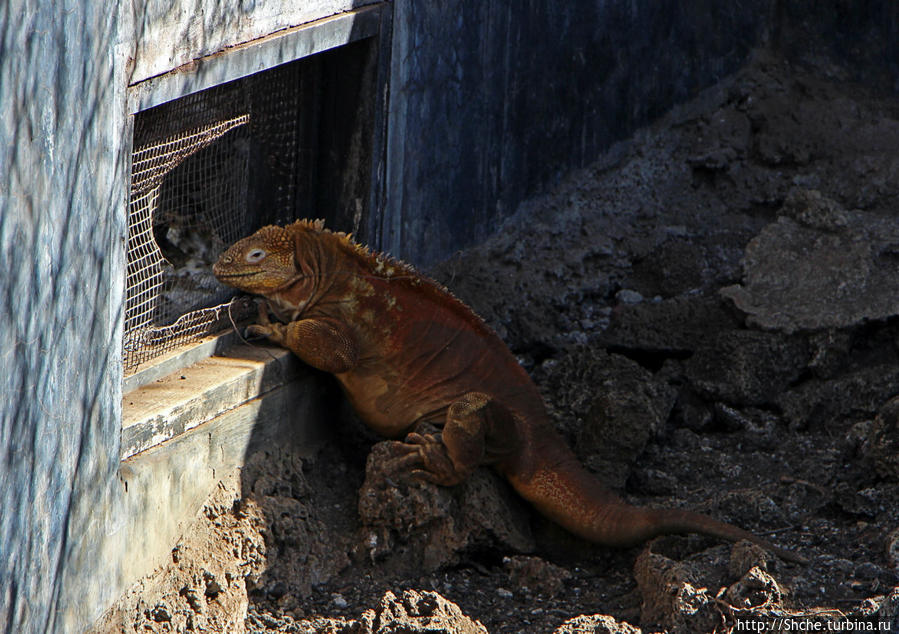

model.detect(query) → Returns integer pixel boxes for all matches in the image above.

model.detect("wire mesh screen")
[123,42,378,375]
[124,64,306,374]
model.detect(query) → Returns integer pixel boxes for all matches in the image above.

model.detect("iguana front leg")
[248,303,359,374]
[388,392,518,486]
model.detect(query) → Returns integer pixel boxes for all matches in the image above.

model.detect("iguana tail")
[504,448,807,564]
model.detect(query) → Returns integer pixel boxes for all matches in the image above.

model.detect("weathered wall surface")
[128,0,380,84]
[0,3,130,632]
[382,0,899,265]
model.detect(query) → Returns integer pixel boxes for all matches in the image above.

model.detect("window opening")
[123,39,380,376]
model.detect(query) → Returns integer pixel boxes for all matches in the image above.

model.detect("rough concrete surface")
[95,53,899,633]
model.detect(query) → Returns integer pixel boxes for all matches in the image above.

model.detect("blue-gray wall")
[0,2,129,632]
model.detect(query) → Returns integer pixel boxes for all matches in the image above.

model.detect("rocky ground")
[96,51,899,633]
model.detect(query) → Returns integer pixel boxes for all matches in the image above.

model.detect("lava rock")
[864,396,899,482]
[725,566,783,608]
[780,188,851,231]
[292,590,488,634]
[886,528,899,570]
[721,197,899,333]
[714,490,790,531]
[600,295,742,355]
[553,613,642,634]
[503,555,573,597]
[626,235,745,298]
[357,442,534,573]
[671,391,716,432]
[633,551,722,634]
[544,348,676,489]
[243,449,352,597]
[728,540,773,578]
[685,329,808,406]
[778,364,899,429]
[363,590,488,634]
[806,329,854,380]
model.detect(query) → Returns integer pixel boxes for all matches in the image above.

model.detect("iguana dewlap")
[213,219,805,563]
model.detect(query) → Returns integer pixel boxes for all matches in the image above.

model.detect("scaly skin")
[213,219,806,563]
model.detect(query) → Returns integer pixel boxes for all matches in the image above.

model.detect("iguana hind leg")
[386,391,518,486]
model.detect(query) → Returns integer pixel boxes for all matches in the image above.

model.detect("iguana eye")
[246,248,267,263]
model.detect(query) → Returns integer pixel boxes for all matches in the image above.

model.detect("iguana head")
[214,221,321,296]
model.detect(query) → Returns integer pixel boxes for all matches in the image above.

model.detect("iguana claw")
[382,434,465,487]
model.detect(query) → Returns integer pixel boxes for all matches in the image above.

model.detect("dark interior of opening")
[245,36,380,234]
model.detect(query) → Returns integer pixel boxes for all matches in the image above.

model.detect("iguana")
[213,219,806,564]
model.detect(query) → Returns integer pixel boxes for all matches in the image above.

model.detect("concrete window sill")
[114,337,325,596]
[121,337,301,459]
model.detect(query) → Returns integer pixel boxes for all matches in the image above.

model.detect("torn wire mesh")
[123,102,252,373]
[123,61,322,374]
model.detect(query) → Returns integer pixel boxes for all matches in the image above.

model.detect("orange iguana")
[213,219,806,564]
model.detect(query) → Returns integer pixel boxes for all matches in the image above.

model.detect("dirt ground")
[96,51,899,633]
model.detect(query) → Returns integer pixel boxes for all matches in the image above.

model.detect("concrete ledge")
[123,330,243,393]
[122,342,301,459]
[115,360,327,600]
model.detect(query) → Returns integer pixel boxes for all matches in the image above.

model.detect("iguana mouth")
[216,271,261,279]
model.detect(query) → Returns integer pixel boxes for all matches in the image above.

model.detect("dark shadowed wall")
[381,0,899,265]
